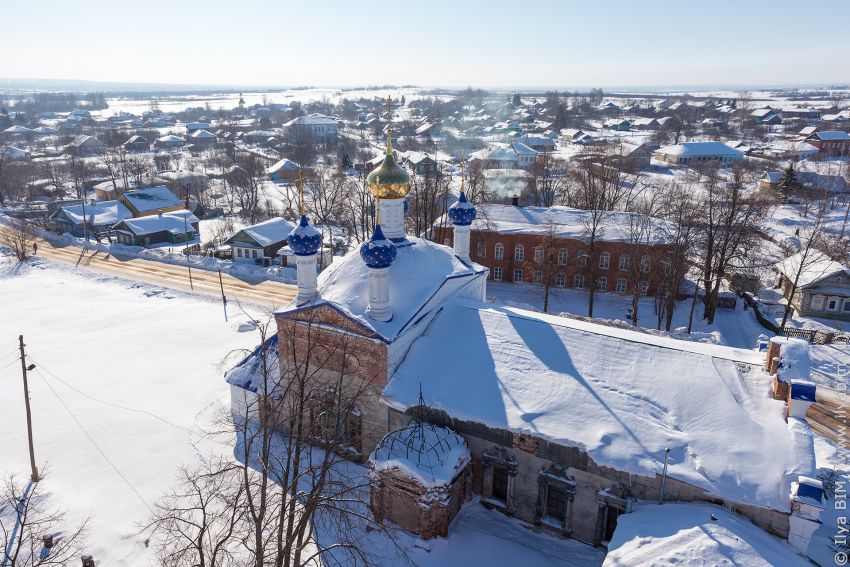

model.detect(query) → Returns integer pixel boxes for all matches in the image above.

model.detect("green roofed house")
[224,217,298,263]
[113,210,199,247]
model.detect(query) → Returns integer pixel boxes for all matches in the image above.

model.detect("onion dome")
[448,191,477,226]
[367,95,411,200]
[367,151,411,200]
[287,215,322,256]
[359,224,397,269]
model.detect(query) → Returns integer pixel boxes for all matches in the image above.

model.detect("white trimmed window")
[477,241,486,258]
[639,281,650,296]
[533,270,543,283]
[616,278,627,293]
[495,243,504,260]
[811,294,825,310]
[640,255,651,274]
[599,251,610,270]
[556,273,566,287]
[493,266,503,281]
[534,246,544,264]
[558,248,567,265]
[843,299,850,313]
[513,268,523,282]
[515,245,525,262]
[577,251,588,267]
[597,277,607,291]
[619,253,629,271]
[661,261,671,276]
[574,274,585,289]
[828,297,839,311]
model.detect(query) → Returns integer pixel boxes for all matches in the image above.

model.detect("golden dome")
[367,152,411,199]
[367,95,411,200]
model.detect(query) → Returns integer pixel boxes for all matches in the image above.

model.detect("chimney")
[511,195,520,207]
[288,215,322,305]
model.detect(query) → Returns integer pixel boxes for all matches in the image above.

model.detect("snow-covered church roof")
[382,299,813,510]
[278,237,487,342]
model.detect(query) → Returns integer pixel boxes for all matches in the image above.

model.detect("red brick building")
[433,205,679,297]
[805,131,850,158]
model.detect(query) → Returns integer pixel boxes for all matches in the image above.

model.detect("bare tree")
[0,474,88,567]
[778,201,829,329]
[1,217,37,262]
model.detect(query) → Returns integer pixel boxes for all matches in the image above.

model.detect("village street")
[28,232,296,308]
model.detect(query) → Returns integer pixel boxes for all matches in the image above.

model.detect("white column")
[295,253,318,304]
[379,198,406,241]
[453,224,471,260]
[367,266,392,321]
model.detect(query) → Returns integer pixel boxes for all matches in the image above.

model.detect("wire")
[0,358,19,373]
[27,356,192,433]
[32,367,154,514]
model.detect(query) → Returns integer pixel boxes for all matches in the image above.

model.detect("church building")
[228,98,820,552]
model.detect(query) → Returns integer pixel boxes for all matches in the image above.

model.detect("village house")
[404,152,438,175]
[49,200,132,237]
[653,141,744,165]
[283,114,339,144]
[469,141,538,169]
[224,217,297,264]
[228,132,819,554]
[118,186,183,217]
[122,135,150,152]
[267,158,300,183]
[775,251,850,322]
[432,204,678,296]
[65,135,105,156]
[112,209,199,247]
[154,134,186,150]
[184,129,217,148]
[804,130,850,158]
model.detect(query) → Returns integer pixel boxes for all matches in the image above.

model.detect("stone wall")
[389,407,792,544]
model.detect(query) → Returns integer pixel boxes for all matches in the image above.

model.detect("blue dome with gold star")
[288,215,322,256]
[448,191,477,226]
[359,224,397,269]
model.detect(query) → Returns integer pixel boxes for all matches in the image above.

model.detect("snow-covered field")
[0,254,265,564]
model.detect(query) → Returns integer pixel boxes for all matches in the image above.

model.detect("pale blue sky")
[2,0,849,88]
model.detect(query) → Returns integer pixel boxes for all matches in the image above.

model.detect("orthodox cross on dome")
[386,95,393,155]
[298,169,305,215]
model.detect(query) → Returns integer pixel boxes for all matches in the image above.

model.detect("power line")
[32,367,154,515]
[27,356,192,433]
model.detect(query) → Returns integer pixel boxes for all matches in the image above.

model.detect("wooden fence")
[742,292,850,345]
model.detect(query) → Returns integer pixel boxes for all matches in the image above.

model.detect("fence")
[742,292,850,345]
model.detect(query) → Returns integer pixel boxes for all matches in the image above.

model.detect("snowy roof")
[31,126,58,134]
[1,146,30,159]
[460,204,673,244]
[187,129,216,139]
[267,158,299,175]
[156,134,185,143]
[810,131,850,141]
[656,141,744,157]
[122,186,181,214]
[370,422,471,488]
[52,200,132,226]
[775,250,849,288]
[124,135,148,145]
[604,502,810,567]
[115,210,198,236]
[2,125,32,134]
[226,217,297,248]
[278,237,487,342]
[284,114,337,127]
[383,300,812,509]
[225,335,279,394]
[769,337,811,383]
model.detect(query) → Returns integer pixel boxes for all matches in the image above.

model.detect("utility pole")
[218,268,228,322]
[184,211,194,291]
[18,335,39,482]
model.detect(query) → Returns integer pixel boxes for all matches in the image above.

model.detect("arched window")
[534,246,544,263]
[599,251,610,270]
[576,250,588,268]
[494,243,504,260]
[557,248,567,265]
[619,253,629,271]
[477,241,486,258]
[640,255,652,274]
[514,244,525,261]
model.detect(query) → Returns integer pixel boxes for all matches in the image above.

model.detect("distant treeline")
[2,92,108,114]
